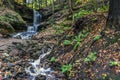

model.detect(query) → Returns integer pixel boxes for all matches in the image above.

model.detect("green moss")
[0,20,15,34]
[0,12,25,24]
[0,8,26,31]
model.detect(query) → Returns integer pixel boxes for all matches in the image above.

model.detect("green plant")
[53,25,66,34]
[63,26,71,30]
[61,64,72,73]
[84,52,97,62]
[92,17,97,21]
[73,35,82,50]
[109,61,120,67]
[57,29,64,34]
[63,40,72,45]
[97,5,109,12]
[50,57,56,62]
[74,9,93,19]
[66,34,72,37]
[93,35,101,41]
[73,30,89,50]
[63,30,89,50]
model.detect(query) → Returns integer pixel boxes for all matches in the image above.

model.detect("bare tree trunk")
[23,0,26,5]
[38,0,40,9]
[51,0,55,14]
[106,0,120,30]
[68,0,74,24]
[45,0,48,7]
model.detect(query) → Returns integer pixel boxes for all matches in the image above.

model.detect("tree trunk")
[45,0,48,7]
[106,0,120,30]
[23,0,26,5]
[0,0,2,6]
[51,0,55,14]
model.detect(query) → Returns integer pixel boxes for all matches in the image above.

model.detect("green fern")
[63,40,72,45]
[84,52,97,62]
[61,64,72,73]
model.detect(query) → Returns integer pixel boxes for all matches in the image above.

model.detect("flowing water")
[13,10,57,80]
[13,10,42,39]
[25,45,56,80]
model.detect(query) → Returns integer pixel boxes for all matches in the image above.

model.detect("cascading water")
[25,46,56,80]
[13,10,42,39]
[33,10,41,32]
[13,10,57,80]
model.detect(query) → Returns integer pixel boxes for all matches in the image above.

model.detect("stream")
[11,10,57,80]
[25,45,56,80]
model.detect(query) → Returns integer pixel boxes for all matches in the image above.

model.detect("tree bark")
[45,0,48,7]
[106,0,120,30]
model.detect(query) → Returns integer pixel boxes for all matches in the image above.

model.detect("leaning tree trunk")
[106,0,120,30]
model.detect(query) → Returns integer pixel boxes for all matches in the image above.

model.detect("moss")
[0,7,26,31]
[0,20,15,34]
[0,12,25,24]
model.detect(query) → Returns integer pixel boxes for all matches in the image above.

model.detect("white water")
[13,10,42,39]
[25,47,56,80]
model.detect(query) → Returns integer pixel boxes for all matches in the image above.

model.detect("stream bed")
[0,10,64,80]
[0,40,64,80]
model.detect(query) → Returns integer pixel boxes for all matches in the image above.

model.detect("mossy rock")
[14,2,33,23]
[0,20,15,35]
[0,7,27,31]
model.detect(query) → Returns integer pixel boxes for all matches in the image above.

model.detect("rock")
[7,62,15,67]
[0,7,27,35]
[14,2,33,23]
[2,53,9,57]
[0,21,15,35]
[36,75,46,80]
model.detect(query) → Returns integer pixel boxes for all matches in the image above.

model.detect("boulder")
[14,2,33,23]
[0,7,27,35]
[0,21,15,35]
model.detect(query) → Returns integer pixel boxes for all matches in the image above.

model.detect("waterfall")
[12,10,57,80]
[33,10,41,32]
[13,10,42,39]
[27,26,35,32]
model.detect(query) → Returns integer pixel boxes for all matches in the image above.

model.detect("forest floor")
[0,3,120,80]
[0,12,120,80]
[34,12,120,80]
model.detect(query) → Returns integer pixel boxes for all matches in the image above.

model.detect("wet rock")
[2,53,9,57]
[54,71,65,78]
[14,2,33,23]
[36,75,46,80]
[7,63,15,67]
